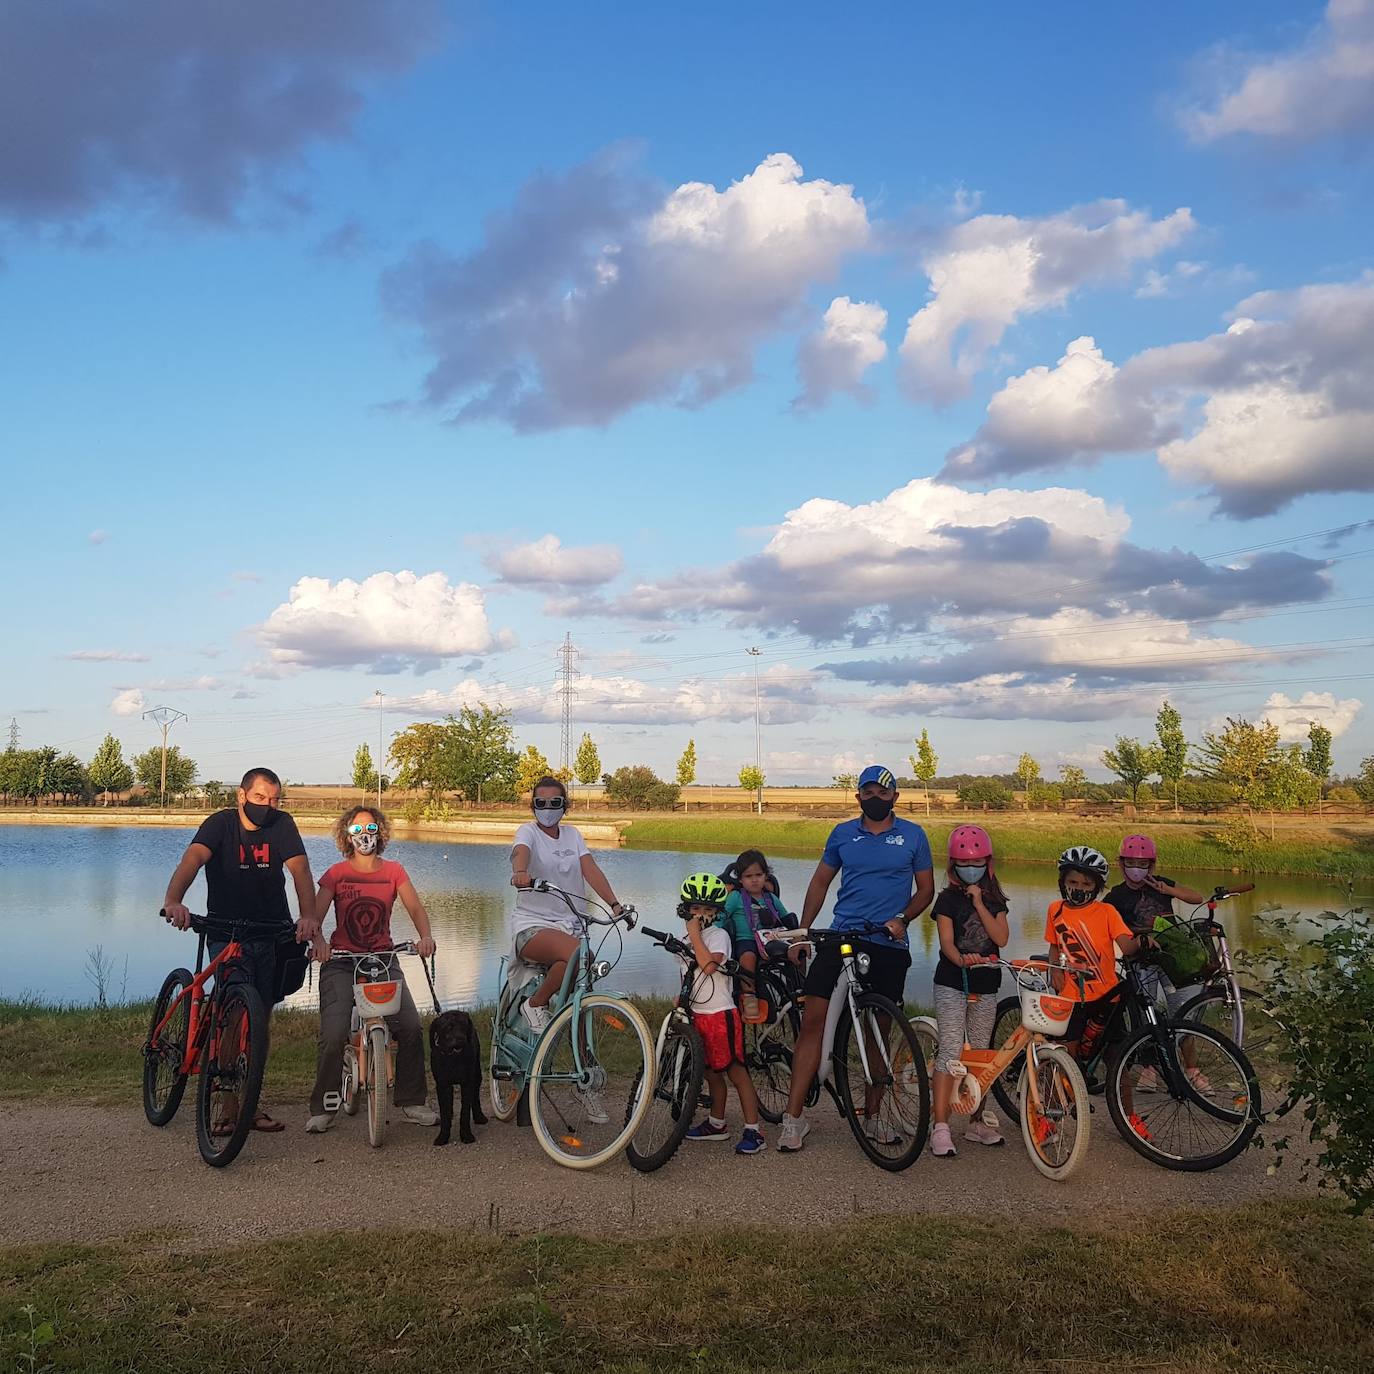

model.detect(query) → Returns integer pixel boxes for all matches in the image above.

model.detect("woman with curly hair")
[304,805,438,1134]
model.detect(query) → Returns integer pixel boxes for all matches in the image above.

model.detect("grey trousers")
[310,957,428,1114]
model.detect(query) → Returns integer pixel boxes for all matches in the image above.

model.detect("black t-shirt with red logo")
[191,808,306,926]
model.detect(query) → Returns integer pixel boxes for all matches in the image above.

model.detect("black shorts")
[208,934,292,1010]
[1066,992,1128,1046]
[803,940,910,1005]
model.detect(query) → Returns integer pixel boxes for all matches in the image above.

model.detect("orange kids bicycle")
[142,911,297,1167]
[915,957,1093,1181]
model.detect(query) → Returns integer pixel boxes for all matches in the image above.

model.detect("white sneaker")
[520,1001,552,1033]
[305,1114,334,1134]
[930,1122,957,1157]
[778,1115,811,1152]
[402,1105,439,1126]
[574,1084,609,1124]
[963,1120,1005,1147]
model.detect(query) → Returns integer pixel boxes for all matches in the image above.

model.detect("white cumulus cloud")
[485,534,623,588]
[384,151,870,431]
[1186,0,1374,145]
[793,296,888,409]
[1261,691,1363,742]
[258,571,502,672]
[110,688,145,716]
[898,199,1194,405]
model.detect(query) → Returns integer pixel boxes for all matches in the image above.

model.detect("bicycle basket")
[353,980,403,1017]
[1151,917,1220,986]
[1015,966,1075,1036]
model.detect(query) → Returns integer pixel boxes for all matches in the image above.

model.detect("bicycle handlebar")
[641,926,739,977]
[1211,883,1255,899]
[167,910,302,942]
[327,943,419,959]
[527,881,638,930]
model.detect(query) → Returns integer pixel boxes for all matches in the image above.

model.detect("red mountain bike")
[142,912,298,1167]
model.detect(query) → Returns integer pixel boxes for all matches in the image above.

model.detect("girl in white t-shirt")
[510,777,626,1035]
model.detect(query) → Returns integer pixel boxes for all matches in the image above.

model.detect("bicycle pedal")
[490,1066,515,1081]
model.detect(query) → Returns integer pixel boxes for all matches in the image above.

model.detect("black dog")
[430,1009,487,1145]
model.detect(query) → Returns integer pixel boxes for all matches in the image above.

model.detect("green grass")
[624,814,1374,879]
[3,1202,1371,1372]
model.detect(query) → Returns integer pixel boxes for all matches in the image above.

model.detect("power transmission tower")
[557,633,579,788]
[6,718,17,750]
[142,706,187,813]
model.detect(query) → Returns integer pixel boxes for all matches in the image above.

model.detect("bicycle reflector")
[840,942,853,957]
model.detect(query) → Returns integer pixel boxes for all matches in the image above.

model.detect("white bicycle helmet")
[1057,846,1109,882]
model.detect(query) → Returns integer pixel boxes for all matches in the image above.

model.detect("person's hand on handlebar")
[416,935,436,959]
[883,917,907,941]
[162,902,192,931]
[511,869,534,889]
[311,936,331,963]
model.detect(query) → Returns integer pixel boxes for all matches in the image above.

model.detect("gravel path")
[2,1098,1310,1248]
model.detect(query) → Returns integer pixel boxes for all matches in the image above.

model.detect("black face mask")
[243,801,280,828]
[1063,887,1094,907]
[860,796,894,822]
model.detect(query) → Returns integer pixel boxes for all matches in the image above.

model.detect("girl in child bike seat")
[509,777,627,1034]
[306,806,438,1133]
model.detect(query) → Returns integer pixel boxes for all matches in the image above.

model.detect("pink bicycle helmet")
[948,825,994,863]
[1119,834,1157,861]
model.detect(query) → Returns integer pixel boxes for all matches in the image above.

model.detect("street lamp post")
[747,646,762,816]
[375,690,384,811]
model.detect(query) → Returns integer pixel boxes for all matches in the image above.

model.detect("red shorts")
[695,1009,744,1072]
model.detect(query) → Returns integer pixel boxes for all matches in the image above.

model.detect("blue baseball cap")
[857,765,895,790]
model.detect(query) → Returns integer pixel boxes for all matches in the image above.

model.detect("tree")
[387,721,450,794]
[516,743,553,796]
[202,780,231,810]
[48,752,89,803]
[832,772,857,790]
[1014,753,1041,809]
[738,764,765,793]
[574,733,601,786]
[445,705,520,803]
[88,734,133,806]
[1058,764,1087,798]
[1100,737,1159,805]
[1155,700,1187,813]
[676,739,697,787]
[1354,757,1374,806]
[957,778,1013,811]
[132,744,197,803]
[1194,717,1280,811]
[1304,721,1334,810]
[603,765,679,811]
[1263,744,1319,819]
[908,729,938,815]
[351,743,379,794]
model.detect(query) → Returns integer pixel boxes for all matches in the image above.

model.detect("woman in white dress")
[509,776,626,1031]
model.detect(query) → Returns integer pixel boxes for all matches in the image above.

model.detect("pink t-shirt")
[321,859,410,953]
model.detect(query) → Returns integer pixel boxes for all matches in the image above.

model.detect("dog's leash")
[420,952,442,1016]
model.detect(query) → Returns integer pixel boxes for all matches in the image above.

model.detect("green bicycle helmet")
[678,871,728,922]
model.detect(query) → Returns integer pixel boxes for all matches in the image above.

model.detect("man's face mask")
[954,863,987,885]
[859,794,895,822]
[243,800,279,828]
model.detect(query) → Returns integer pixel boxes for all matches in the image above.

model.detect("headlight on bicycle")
[591,959,612,981]
[855,951,871,975]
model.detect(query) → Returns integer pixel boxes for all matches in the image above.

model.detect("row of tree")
[0,736,199,807]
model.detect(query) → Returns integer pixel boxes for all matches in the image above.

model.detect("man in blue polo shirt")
[778,764,934,1153]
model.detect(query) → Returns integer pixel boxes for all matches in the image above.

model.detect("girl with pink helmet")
[928,825,1010,1158]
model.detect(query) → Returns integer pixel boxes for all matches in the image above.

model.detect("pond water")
[1,824,1361,1009]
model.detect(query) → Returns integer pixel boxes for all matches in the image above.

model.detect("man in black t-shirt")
[163,766,318,1131]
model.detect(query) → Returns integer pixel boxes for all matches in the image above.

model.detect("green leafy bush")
[603,765,678,810]
[956,778,1013,810]
[1243,907,1374,1214]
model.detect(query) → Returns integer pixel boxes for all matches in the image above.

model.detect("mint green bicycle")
[488,882,655,1169]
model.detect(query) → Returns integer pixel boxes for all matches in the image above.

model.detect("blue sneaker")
[735,1127,765,1155]
[685,1120,729,1142]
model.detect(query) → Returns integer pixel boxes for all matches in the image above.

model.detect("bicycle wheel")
[989,996,1023,1124]
[1105,1020,1260,1171]
[195,984,268,1168]
[143,967,193,1126]
[366,1025,388,1148]
[911,1015,938,1076]
[488,1015,523,1122]
[341,1042,359,1115]
[626,1017,705,1172]
[529,995,654,1169]
[1179,986,1295,1119]
[832,993,930,1171]
[1018,1045,1090,1182]
[744,990,801,1124]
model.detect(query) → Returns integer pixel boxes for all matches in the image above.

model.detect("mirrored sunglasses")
[348,822,380,835]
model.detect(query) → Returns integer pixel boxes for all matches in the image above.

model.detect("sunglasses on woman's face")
[348,823,380,835]
[532,798,566,811]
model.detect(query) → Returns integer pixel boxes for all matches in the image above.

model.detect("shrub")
[645,782,682,810]
[1243,906,1374,1214]
[1026,782,1063,811]
[956,778,1013,811]
[603,765,676,810]
[1176,779,1238,812]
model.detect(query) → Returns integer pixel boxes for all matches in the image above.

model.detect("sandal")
[209,1117,238,1138]
[251,1112,286,1133]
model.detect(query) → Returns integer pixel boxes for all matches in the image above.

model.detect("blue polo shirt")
[820,817,934,950]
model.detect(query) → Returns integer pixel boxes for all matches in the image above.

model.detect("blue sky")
[3,0,1372,786]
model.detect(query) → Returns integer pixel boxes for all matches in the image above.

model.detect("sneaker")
[685,1119,729,1142]
[1128,1112,1152,1141]
[402,1105,439,1126]
[963,1120,1005,1147]
[574,1084,609,1124]
[778,1115,811,1153]
[305,1113,335,1134]
[1186,1066,1213,1093]
[930,1122,957,1157]
[520,1001,552,1033]
[1135,1067,1163,1093]
[735,1127,766,1155]
[864,1117,904,1146]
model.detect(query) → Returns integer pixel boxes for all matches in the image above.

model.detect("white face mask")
[534,802,565,827]
[954,863,987,885]
[1123,864,1150,884]
[351,832,378,856]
